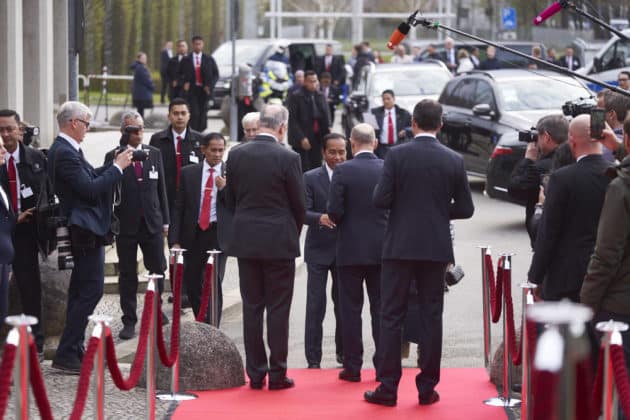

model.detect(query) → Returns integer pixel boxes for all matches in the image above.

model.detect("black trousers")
[238,258,295,383]
[378,259,447,396]
[54,246,105,365]
[189,85,209,132]
[337,264,381,374]
[160,72,168,103]
[304,262,343,365]
[0,264,9,325]
[182,224,227,325]
[116,219,166,326]
[12,221,44,351]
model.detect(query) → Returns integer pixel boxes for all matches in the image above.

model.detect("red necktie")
[176,136,182,188]
[7,156,18,212]
[326,57,331,72]
[195,55,202,85]
[387,111,394,145]
[198,167,214,231]
[134,161,143,182]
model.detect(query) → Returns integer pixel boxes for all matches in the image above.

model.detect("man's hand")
[172,80,178,87]
[114,148,134,170]
[183,82,190,92]
[301,138,312,151]
[319,214,336,229]
[398,130,406,139]
[599,123,622,152]
[538,186,545,206]
[17,208,34,224]
[204,86,211,95]
[524,142,539,161]
[163,226,169,237]
[173,243,181,250]
[533,284,543,301]
[215,175,226,190]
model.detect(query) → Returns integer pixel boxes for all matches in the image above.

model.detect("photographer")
[508,115,568,247]
[48,101,133,374]
[104,111,170,340]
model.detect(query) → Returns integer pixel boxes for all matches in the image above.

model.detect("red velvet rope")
[503,267,522,366]
[106,290,155,390]
[0,342,17,419]
[531,369,560,420]
[575,356,595,420]
[591,345,605,419]
[195,261,214,322]
[611,344,630,418]
[28,339,53,420]
[486,254,504,323]
[69,336,100,420]
[156,262,183,367]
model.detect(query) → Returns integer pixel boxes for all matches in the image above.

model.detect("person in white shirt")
[390,45,412,64]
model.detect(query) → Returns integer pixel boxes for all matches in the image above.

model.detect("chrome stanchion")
[206,249,222,327]
[156,248,198,402]
[88,315,112,420]
[144,275,161,420]
[520,282,537,420]
[485,254,521,407]
[597,320,629,420]
[528,301,594,420]
[5,314,38,420]
[478,245,492,372]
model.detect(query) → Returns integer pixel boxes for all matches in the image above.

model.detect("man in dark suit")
[0,136,15,324]
[559,47,581,71]
[319,72,342,126]
[303,133,347,369]
[224,104,305,390]
[167,40,188,101]
[104,111,170,339]
[180,35,219,132]
[159,41,173,104]
[528,114,612,302]
[0,109,48,356]
[170,133,229,325]
[315,44,346,87]
[370,90,412,159]
[366,99,474,407]
[327,123,387,383]
[48,101,134,373]
[287,71,331,172]
[440,38,458,73]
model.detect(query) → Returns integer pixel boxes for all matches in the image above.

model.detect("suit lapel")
[318,165,330,192]
[191,163,203,218]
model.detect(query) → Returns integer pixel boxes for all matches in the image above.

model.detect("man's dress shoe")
[307,363,320,369]
[364,388,397,407]
[338,369,361,382]
[250,379,266,390]
[419,390,440,405]
[268,377,294,390]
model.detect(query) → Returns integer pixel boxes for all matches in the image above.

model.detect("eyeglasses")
[73,119,90,129]
[619,78,629,83]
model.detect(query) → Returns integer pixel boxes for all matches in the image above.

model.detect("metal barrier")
[79,67,133,120]
[88,315,112,420]
[144,275,160,420]
[207,249,222,327]
[596,320,629,420]
[479,245,492,371]
[5,314,38,420]
[519,282,537,420]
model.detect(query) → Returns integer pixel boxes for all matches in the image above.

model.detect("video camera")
[22,125,39,146]
[117,125,149,162]
[562,98,597,118]
[518,127,538,143]
[47,216,74,270]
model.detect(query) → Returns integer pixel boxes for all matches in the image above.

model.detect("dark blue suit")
[0,186,15,323]
[327,152,387,374]
[303,165,342,365]
[373,135,474,398]
[48,135,123,367]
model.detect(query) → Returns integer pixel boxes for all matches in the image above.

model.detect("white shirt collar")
[324,162,334,180]
[58,132,81,152]
[8,143,20,163]
[414,133,437,139]
[258,133,279,142]
[172,127,187,139]
[354,150,373,157]
[203,159,222,173]
[576,154,589,162]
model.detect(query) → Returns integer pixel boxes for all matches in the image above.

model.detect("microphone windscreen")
[533,2,562,25]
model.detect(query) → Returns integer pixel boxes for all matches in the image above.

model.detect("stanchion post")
[156,249,198,402]
[5,315,38,420]
[479,245,492,371]
[144,275,161,420]
[88,315,112,420]
[596,320,629,420]
[207,249,222,327]
[520,282,537,420]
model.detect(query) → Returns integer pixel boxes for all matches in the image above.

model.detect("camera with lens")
[47,216,74,270]
[518,127,539,143]
[22,125,39,146]
[117,125,148,162]
[562,98,597,118]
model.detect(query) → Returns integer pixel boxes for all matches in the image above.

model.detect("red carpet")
[172,368,506,420]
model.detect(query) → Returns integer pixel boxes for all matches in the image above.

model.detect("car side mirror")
[472,103,495,118]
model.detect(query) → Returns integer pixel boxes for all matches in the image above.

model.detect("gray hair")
[56,101,93,127]
[350,123,375,144]
[536,114,568,145]
[120,110,143,129]
[259,105,288,131]
[295,70,305,78]
[241,112,260,127]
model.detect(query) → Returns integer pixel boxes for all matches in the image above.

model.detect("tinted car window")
[369,68,451,97]
[449,79,477,108]
[213,41,270,67]
[497,76,591,111]
[474,80,496,108]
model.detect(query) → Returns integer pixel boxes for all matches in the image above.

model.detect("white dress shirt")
[380,107,397,145]
[172,128,187,153]
[0,185,9,212]
[199,160,223,223]
[325,162,334,181]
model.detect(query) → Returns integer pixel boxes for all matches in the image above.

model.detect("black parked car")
[437,69,593,201]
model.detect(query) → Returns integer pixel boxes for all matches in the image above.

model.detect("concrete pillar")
[0,0,24,114]
[351,0,363,44]
[23,0,54,147]
[242,0,257,38]
[54,0,69,106]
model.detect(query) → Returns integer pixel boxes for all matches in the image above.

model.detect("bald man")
[528,114,612,302]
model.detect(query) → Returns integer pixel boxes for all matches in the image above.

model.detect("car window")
[213,41,269,67]
[497,76,591,111]
[474,80,496,108]
[448,79,476,108]
[369,68,451,97]
[289,44,317,71]
[600,39,630,70]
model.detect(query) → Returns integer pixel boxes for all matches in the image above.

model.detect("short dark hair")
[412,99,442,131]
[322,133,346,150]
[603,90,630,123]
[200,132,226,147]
[620,70,630,79]
[169,98,190,113]
[381,89,395,98]
[320,72,332,80]
[305,70,317,79]
[192,35,203,42]
[0,109,20,123]
[536,114,569,145]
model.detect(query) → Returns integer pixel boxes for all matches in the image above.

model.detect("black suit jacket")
[149,126,203,212]
[167,55,186,90]
[104,145,169,235]
[528,154,612,300]
[160,49,171,76]
[224,134,305,259]
[47,136,122,236]
[180,52,219,92]
[373,136,474,263]
[0,143,47,213]
[287,87,331,150]
[327,152,388,266]
[0,187,15,264]
[371,105,412,144]
[304,165,336,266]
[560,55,581,70]
[315,54,346,85]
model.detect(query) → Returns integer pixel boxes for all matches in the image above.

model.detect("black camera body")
[519,128,539,143]
[22,125,39,146]
[47,216,74,270]
[562,98,596,118]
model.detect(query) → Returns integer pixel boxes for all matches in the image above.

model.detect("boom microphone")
[533,2,563,25]
[387,22,411,50]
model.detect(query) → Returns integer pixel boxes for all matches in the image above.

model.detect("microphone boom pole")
[557,0,628,41]
[411,17,630,97]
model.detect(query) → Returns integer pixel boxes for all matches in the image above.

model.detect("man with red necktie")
[370,90,412,159]
[170,133,229,325]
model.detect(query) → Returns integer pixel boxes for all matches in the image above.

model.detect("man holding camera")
[104,111,170,340]
[49,101,134,374]
[508,115,568,247]
[0,109,47,358]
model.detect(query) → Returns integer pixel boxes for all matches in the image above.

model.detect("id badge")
[189,154,199,164]
[21,185,34,198]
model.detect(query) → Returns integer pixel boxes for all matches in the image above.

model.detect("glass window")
[448,79,477,108]
[368,68,451,98]
[600,40,630,71]
[497,76,591,112]
[212,41,270,67]
[474,80,495,108]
